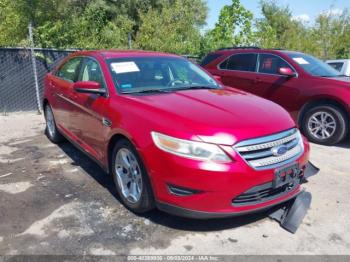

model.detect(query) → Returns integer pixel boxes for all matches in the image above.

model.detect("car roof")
[212,48,303,56]
[69,50,181,59]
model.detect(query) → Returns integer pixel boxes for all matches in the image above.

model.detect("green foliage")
[35,0,134,49]
[255,0,350,59]
[201,0,254,54]
[0,0,349,59]
[135,0,207,55]
[312,10,350,59]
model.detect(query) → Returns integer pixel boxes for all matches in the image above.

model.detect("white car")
[326,59,350,76]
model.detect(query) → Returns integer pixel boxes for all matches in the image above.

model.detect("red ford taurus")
[43,50,313,219]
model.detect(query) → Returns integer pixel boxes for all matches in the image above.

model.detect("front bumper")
[143,135,311,217]
[155,162,318,219]
[156,189,302,219]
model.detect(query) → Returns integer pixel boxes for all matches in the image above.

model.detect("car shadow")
[336,137,350,149]
[57,141,118,198]
[143,209,271,232]
[57,141,278,233]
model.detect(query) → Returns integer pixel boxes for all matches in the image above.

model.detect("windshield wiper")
[335,74,348,77]
[121,86,219,94]
[121,88,174,94]
[319,75,344,77]
[170,85,219,91]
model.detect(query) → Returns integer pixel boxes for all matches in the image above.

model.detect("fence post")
[28,22,42,114]
[128,32,132,49]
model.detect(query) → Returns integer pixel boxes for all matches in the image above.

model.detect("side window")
[56,58,82,82]
[327,62,343,72]
[79,58,105,88]
[258,54,294,75]
[225,54,257,72]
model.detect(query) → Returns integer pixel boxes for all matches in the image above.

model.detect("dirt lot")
[0,112,350,255]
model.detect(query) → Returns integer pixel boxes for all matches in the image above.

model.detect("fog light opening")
[167,184,201,196]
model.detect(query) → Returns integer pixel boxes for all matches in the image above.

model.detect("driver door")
[253,54,299,113]
[69,57,110,162]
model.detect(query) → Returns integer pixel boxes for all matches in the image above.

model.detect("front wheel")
[302,105,348,145]
[44,104,64,143]
[111,139,155,213]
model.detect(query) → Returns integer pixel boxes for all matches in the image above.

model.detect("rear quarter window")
[200,53,222,66]
[221,53,257,72]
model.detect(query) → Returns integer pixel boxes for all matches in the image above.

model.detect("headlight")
[151,132,232,163]
[296,129,305,152]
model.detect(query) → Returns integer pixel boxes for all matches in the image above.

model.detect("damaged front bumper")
[158,162,319,234]
[269,161,319,233]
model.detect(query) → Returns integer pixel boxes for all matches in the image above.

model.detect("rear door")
[69,57,110,162]
[219,53,259,93]
[50,57,82,134]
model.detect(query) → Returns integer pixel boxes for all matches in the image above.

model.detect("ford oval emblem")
[272,145,288,156]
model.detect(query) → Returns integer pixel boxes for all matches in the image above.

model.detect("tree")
[135,0,207,55]
[254,0,322,56]
[256,0,298,49]
[201,0,254,54]
[35,1,134,49]
[313,9,350,59]
[0,0,171,48]
[0,0,207,53]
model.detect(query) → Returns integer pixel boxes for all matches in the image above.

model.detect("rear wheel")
[44,104,64,143]
[302,104,348,145]
[111,139,155,213]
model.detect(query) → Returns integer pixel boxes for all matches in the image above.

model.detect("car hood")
[125,88,295,145]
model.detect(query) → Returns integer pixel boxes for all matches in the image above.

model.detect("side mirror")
[278,67,297,77]
[73,81,106,95]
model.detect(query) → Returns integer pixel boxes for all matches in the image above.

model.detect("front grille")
[232,181,299,206]
[234,128,304,170]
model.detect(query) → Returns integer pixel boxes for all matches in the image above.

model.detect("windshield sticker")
[111,62,140,74]
[121,84,132,89]
[293,57,309,65]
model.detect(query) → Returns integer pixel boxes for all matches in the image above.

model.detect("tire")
[44,104,65,144]
[301,104,348,145]
[111,139,155,213]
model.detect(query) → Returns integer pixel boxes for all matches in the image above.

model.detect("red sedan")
[43,50,312,218]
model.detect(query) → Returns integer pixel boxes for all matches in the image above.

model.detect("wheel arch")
[106,132,157,201]
[107,133,131,173]
[297,96,349,126]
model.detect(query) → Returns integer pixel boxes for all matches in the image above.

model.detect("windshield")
[107,56,220,94]
[286,52,341,77]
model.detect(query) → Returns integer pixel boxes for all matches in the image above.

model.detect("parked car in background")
[202,47,350,145]
[43,50,313,218]
[326,59,350,77]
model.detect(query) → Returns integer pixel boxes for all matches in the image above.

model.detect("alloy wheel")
[115,148,143,204]
[307,111,337,140]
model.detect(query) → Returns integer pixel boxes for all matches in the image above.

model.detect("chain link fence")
[0,47,75,114]
[0,48,201,114]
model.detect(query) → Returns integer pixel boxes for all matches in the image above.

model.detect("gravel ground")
[0,112,350,255]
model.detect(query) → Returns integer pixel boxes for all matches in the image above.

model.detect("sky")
[204,0,350,30]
